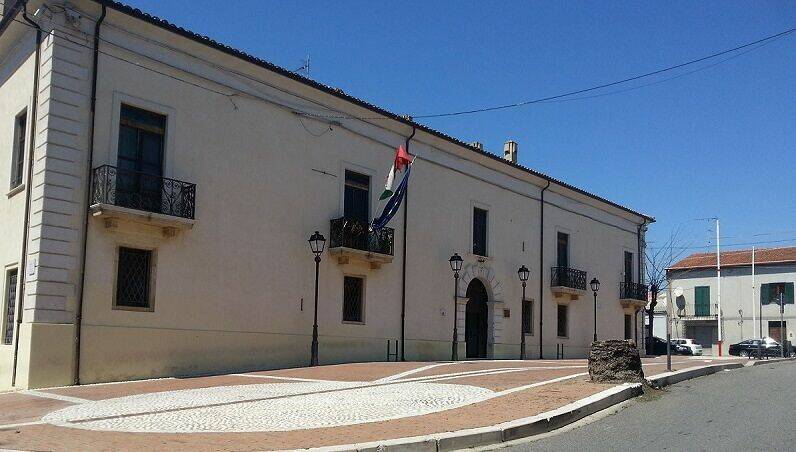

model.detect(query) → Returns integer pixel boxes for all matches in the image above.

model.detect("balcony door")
[344,170,370,224]
[557,232,569,268]
[117,104,166,213]
[694,286,710,316]
[624,251,634,284]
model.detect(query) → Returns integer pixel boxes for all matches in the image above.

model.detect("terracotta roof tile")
[668,246,796,270]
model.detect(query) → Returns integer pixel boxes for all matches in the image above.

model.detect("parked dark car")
[728,338,790,357]
[647,336,677,355]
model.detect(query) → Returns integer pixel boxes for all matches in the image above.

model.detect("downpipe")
[73,3,106,385]
[538,180,551,359]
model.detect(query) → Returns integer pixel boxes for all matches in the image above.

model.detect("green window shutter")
[786,283,794,305]
[695,286,710,316]
[761,283,770,306]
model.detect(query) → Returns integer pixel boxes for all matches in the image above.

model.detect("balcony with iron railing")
[89,165,196,236]
[677,303,718,321]
[550,266,587,299]
[619,281,649,309]
[328,217,394,269]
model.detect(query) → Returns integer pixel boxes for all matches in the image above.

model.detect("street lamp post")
[308,231,326,367]
[449,253,463,361]
[590,278,600,342]
[518,265,530,360]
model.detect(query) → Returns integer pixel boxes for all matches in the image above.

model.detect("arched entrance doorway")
[465,279,489,358]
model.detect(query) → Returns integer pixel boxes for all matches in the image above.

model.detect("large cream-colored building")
[0,0,653,389]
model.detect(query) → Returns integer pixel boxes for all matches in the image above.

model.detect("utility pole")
[752,246,757,338]
[780,292,786,358]
[667,277,673,371]
[716,218,723,356]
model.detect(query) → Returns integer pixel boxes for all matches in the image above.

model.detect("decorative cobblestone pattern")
[43,381,494,433]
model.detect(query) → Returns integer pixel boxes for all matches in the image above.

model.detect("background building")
[667,246,796,355]
[0,0,652,389]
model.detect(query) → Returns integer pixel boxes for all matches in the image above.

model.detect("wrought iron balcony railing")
[550,266,587,291]
[620,282,649,302]
[91,165,196,220]
[329,217,394,256]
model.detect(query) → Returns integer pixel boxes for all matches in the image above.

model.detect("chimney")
[471,141,484,150]
[504,140,518,164]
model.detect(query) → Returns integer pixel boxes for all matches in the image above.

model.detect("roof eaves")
[95,0,654,223]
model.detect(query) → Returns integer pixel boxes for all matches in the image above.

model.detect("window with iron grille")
[3,269,18,345]
[342,276,364,323]
[473,207,488,257]
[115,247,153,309]
[557,304,568,338]
[522,300,533,335]
[10,110,26,189]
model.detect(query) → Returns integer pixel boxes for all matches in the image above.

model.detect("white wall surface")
[1,0,652,386]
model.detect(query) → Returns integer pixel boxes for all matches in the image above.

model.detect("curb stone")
[745,357,796,367]
[302,362,751,452]
[645,362,743,387]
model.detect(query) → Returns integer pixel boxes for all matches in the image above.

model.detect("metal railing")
[91,165,196,220]
[620,282,649,301]
[550,266,587,291]
[329,217,394,256]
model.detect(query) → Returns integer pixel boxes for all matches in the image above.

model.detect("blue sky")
[123,1,795,255]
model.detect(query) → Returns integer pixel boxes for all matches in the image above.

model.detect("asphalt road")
[498,361,796,452]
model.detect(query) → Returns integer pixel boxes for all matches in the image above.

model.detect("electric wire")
[4,8,794,123]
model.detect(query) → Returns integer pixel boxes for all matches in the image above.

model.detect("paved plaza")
[0,357,741,451]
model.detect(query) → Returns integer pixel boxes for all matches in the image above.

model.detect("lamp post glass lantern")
[449,253,463,361]
[518,265,529,359]
[590,277,600,343]
[309,231,326,366]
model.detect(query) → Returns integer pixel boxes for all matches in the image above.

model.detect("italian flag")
[379,145,412,200]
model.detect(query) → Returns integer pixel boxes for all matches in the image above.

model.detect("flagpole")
[400,128,416,361]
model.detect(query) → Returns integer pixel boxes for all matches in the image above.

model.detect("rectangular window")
[117,104,166,212]
[624,314,632,340]
[115,247,153,309]
[522,300,533,335]
[624,251,634,284]
[694,286,710,316]
[761,283,795,306]
[557,304,568,338]
[10,110,26,189]
[3,269,18,345]
[473,207,488,257]
[557,232,569,268]
[342,276,364,323]
[344,170,370,224]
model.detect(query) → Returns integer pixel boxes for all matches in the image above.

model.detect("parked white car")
[672,338,703,356]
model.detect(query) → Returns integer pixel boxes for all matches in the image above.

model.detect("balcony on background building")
[678,311,718,322]
[328,217,394,269]
[89,165,196,237]
[619,282,649,310]
[550,266,587,300]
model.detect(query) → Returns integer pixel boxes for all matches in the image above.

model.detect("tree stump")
[588,340,644,382]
